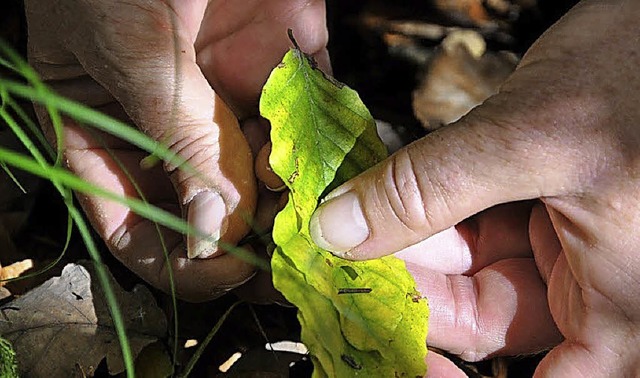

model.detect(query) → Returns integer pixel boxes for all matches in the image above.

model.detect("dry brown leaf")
[0,262,167,377]
[0,259,33,286]
[0,287,10,301]
[412,31,517,130]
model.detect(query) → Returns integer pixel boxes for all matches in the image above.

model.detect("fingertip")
[425,351,468,378]
[255,142,286,191]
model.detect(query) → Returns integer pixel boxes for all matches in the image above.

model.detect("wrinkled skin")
[25,0,329,302]
[311,1,640,376]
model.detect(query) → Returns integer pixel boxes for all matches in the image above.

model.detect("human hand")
[310,0,640,376]
[25,0,328,301]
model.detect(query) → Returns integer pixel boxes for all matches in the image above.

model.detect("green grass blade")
[1,50,135,374]
[179,301,242,378]
[0,42,65,163]
[0,147,268,269]
[5,96,55,160]
[0,146,192,234]
[92,129,180,370]
[1,79,189,172]
[0,91,27,193]
[1,46,179,369]
[0,55,22,77]
[1,92,56,172]
[1,91,75,284]
[67,204,135,377]
[0,161,26,193]
[0,211,74,286]
[0,41,40,84]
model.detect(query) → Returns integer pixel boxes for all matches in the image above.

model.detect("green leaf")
[260,44,429,377]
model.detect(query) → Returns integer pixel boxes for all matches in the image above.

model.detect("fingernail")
[309,192,369,256]
[187,191,227,259]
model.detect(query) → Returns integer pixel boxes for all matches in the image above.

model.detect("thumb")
[309,0,630,260]
[66,1,257,259]
[309,93,582,260]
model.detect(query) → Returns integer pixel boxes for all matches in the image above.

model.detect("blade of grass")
[1,90,268,268]
[0,55,22,76]
[1,71,266,265]
[0,91,77,284]
[69,203,135,377]
[1,45,181,368]
[0,93,27,193]
[91,128,180,370]
[0,161,26,193]
[1,70,134,377]
[0,41,41,84]
[1,83,135,376]
[0,89,71,198]
[0,104,76,287]
[0,146,191,233]
[1,91,50,161]
[0,41,65,164]
[5,95,55,159]
[1,79,188,173]
[179,301,242,378]
[0,147,268,269]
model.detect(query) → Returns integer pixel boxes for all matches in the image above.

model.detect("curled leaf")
[260,40,429,377]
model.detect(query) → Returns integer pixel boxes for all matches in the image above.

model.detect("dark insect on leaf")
[341,354,362,370]
[337,288,372,295]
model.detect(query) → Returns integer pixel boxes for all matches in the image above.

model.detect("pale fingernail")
[187,191,226,259]
[309,192,369,257]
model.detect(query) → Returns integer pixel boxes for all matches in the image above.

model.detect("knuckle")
[382,149,431,235]
[161,126,216,175]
